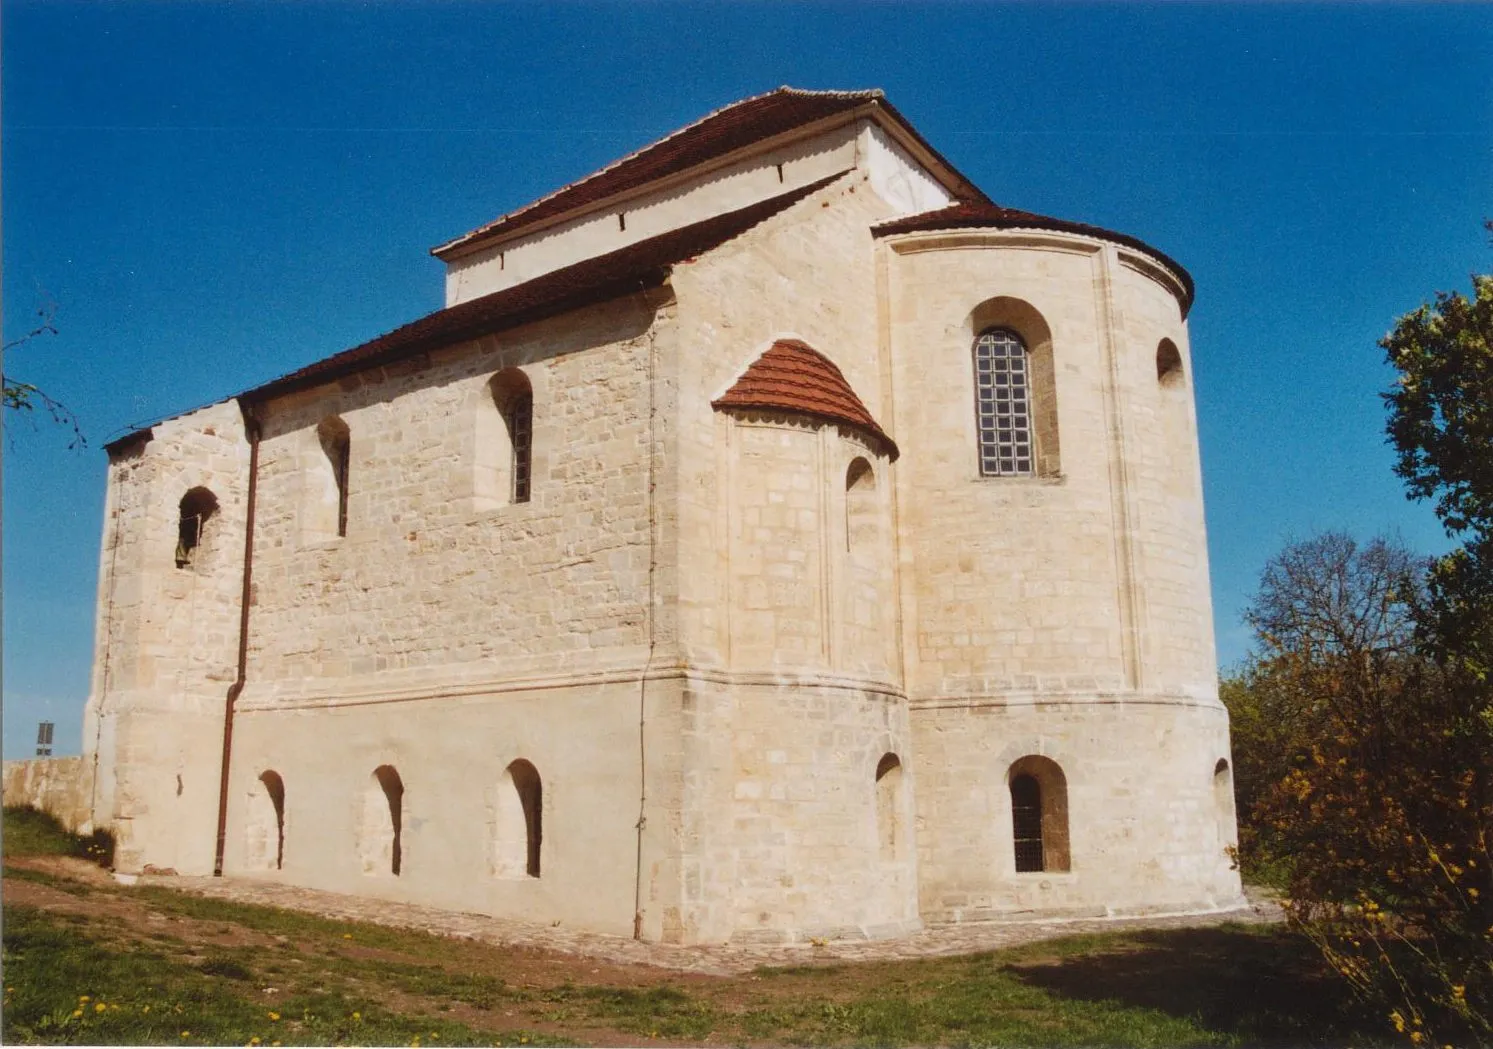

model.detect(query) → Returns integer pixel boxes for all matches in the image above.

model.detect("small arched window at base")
[176,487,220,569]
[874,752,903,861]
[1008,755,1070,873]
[495,759,542,879]
[1214,758,1235,849]
[359,765,404,877]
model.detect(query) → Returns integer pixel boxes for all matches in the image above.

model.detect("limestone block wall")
[882,230,1239,914]
[84,400,251,874]
[670,172,900,669]
[1109,259,1217,695]
[2,757,92,833]
[673,677,917,945]
[884,233,1132,692]
[243,294,674,696]
[912,700,1239,919]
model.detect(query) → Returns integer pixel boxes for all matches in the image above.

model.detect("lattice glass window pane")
[1011,773,1045,872]
[509,395,533,504]
[974,328,1034,477]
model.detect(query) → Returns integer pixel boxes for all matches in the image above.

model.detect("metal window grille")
[334,438,351,537]
[36,721,54,757]
[509,395,533,504]
[974,328,1034,477]
[1011,773,1045,872]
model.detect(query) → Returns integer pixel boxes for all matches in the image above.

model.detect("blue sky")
[4,1,1490,758]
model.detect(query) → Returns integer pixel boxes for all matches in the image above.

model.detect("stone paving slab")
[133,874,1284,977]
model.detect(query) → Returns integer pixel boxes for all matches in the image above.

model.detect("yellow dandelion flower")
[80,995,90,1002]
[1454,985,1467,998]
[143,1006,151,1014]
[343,933,352,939]
[181,1031,191,1039]
[353,1012,362,1021]
[71,1009,83,1019]
[1392,1011,1406,1033]
[1411,1033,1424,1044]
[267,1011,280,1021]
[95,1003,107,1013]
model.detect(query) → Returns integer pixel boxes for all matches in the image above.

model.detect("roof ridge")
[431,87,890,258]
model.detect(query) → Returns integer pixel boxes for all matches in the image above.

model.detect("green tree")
[1237,250,1493,1046]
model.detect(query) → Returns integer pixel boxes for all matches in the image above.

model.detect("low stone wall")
[2,756,93,832]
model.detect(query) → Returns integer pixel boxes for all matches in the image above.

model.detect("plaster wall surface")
[445,124,861,305]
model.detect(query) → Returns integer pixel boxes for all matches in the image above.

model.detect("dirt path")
[125,866,1282,976]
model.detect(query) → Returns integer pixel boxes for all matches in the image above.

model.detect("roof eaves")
[873,204,1194,316]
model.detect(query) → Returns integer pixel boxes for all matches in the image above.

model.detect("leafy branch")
[3,298,86,449]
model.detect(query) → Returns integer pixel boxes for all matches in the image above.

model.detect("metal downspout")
[213,403,261,877]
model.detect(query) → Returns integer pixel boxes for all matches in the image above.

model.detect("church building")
[84,87,1243,944]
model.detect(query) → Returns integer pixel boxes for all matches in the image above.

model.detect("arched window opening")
[245,769,286,871]
[974,328,1033,477]
[1008,755,1071,873]
[1157,339,1184,388]
[1214,758,1236,850]
[176,487,219,569]
[845,457,876,553]
[318,416,351,538]
[360,765,404,876]
[488,370,533,506]
[495,759,542,878]
[1010,774,1045,872]
[874,752,903,861]
[261,771,285,870]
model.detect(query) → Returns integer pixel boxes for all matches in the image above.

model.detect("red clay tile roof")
[872,201,1195,316]
[712,339,898,460]
[239,173,849,406]
[432,86,989,259]
[104,172,849,452]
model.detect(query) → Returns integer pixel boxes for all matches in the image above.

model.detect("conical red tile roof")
[712,339,898,460]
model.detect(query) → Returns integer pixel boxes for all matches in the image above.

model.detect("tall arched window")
[317,416,351,538]
[845,457,876,553]
[1008,755,1070,873]
[176,487,219,569]
[973,328,1033,477]
[476,370,534,509]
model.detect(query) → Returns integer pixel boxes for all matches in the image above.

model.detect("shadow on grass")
[1006,925,1390,1047]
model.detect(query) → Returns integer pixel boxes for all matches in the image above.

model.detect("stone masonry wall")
[84,400,251,874]
[2,757,92,833]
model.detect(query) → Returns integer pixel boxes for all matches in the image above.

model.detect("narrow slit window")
[509,393,533,504]
[973,328,1033,477]
[318,416,352,539]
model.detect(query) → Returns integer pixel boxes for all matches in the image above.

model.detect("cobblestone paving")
[134,874,1284,977]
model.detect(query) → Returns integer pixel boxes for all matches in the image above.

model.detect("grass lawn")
[1,807,1388,1047]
